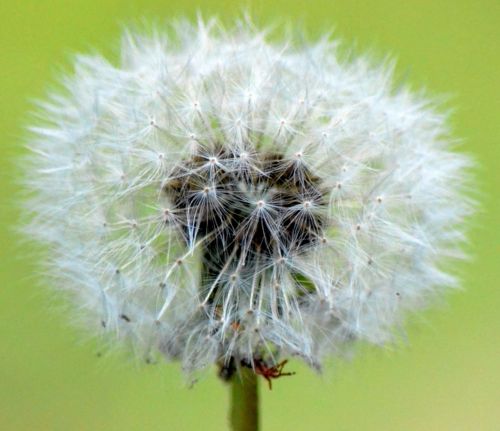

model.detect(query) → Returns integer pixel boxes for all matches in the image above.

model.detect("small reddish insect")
[254,359,296,390]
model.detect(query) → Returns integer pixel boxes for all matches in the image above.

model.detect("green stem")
[230,367,259,431]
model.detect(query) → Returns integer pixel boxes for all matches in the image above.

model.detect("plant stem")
[230,367,259,431]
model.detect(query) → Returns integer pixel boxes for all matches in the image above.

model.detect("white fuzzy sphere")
[25,18,472,376]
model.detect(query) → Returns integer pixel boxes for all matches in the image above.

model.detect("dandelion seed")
[24,17,473,399]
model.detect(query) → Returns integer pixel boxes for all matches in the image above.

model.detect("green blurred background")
[1,1,498,430]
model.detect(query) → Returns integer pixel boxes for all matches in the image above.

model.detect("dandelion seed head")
[24,18,473,377]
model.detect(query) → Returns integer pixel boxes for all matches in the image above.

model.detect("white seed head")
[23,18,474,377]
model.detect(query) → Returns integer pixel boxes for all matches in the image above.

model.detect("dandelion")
[24,17,473,430]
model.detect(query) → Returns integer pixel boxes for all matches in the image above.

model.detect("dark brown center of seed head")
[163,147,326,290]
